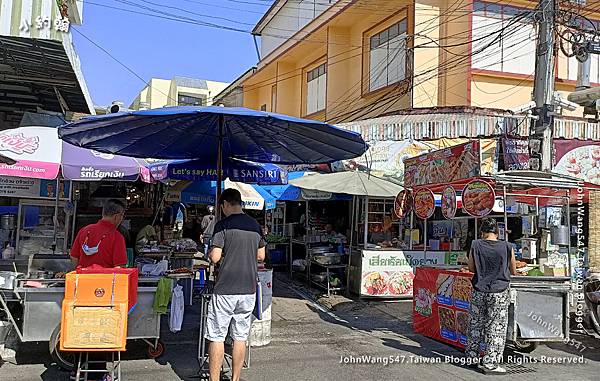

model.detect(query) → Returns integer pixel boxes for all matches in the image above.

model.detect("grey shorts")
[205,294,256,342]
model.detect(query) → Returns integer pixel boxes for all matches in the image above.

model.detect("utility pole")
[530,0,556,171]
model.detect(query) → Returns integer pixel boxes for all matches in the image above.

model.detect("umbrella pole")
[363,196,368,249]
[346,196,356,296]
[52,178,60,254]
[216,115,224,218]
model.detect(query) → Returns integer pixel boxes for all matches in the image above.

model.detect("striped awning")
[553,118,600,140]
[336,110,600,142]
[336,111,530,141]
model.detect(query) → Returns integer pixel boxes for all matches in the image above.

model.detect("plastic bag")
[169,284,184,333]
[142,259,168,277]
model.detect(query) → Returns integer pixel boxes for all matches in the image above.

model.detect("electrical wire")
[78,0,536,112]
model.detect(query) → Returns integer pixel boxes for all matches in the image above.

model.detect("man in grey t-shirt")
[206,188,265,381]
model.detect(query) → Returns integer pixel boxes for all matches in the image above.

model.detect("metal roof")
[213,67,257,104]
[173,76,208,90]
[0,35,92,128]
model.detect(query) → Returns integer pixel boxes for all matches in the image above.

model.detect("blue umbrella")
[148,157,287,185]
[58,106,367,200]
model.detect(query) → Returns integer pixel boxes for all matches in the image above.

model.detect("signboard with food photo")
[394,190,413,218]
[441,186,457,219]
[414,188,435,220]
[462,180,495,217]
[413,267,473,349]
[554,139,600,185]
[403,141,480,187]
[361,250,415,297]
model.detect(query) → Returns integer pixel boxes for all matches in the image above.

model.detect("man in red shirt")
[71,199,127,268]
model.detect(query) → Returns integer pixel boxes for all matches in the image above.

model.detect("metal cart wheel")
[147,340,165,359]
[49,324,76,371]
[511,326,539,353]
[513,337,538,353]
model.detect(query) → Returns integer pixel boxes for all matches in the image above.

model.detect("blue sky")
[74,0,272,107]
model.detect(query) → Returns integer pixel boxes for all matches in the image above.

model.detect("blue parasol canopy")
[58,106,367,163]
[170,180,276,210]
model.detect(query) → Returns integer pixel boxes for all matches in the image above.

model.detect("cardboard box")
[544,266,567,277]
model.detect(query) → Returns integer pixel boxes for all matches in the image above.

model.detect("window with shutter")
[368,20,408,92]
[306,63,327,115]
[472,1,537,75]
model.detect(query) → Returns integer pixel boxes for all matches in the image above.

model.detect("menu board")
[462,180,495,217]
[394,190,413,218]
[404,141,480,187]
[413,267,473,348]
[414,188,435,220]
[441,186,457,219]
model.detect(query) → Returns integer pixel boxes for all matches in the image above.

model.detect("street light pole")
[531,0,556,172]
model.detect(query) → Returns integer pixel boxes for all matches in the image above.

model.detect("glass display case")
[355,197,401,246]
[16,199,71,256]
[266,202,286,237]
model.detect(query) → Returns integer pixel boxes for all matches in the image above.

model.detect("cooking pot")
[0,215,16,230]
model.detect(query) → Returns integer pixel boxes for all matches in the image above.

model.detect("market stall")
[403,140,595,350]
[0,126,151,259]
[289,171,403,296]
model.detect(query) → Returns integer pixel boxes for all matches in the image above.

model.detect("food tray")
[312,255,342,265]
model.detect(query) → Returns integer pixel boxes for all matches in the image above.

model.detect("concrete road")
[1,273,599,380]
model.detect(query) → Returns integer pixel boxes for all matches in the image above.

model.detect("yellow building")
[241,0,599,124]
[130,77,229,110]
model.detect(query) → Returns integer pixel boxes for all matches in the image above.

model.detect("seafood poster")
[554,139,600,185]
[413,267,473,349]
[403,141,480,187]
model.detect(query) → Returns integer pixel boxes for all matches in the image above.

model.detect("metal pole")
[349,196,355,248]
[216,114,224,218]
[346,196,356,296]
[566,191,572,279]
[409,210,414,250]
[363,196,369,249]
[576,55,591,91]
[52,178,60,254]
[424,218,428,260]
[503,185,509,242]
[531,0,556,171]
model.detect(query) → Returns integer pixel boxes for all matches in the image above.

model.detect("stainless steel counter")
[1,278,160,342]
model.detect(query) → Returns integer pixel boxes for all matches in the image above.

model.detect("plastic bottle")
[2,243,15,259]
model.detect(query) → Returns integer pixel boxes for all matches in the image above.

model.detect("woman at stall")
[465,218,517,375]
